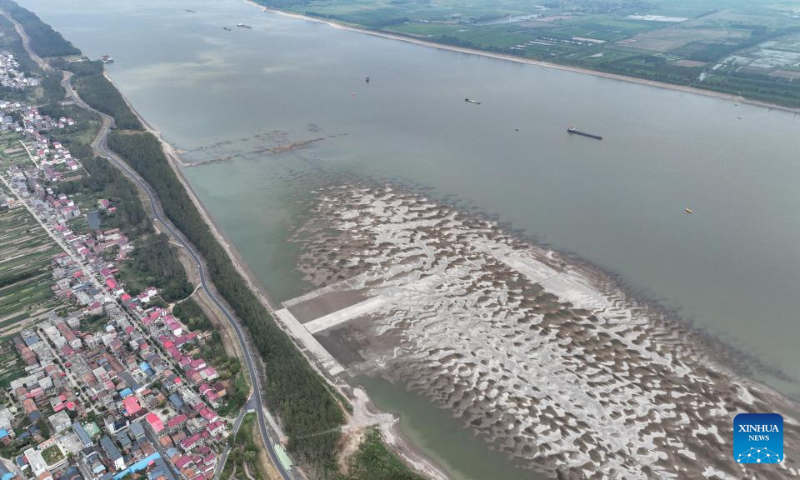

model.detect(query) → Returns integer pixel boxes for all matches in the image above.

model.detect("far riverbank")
[247,1,800,115]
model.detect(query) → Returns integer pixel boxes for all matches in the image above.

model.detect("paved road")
[61,74,293,480]
[3,9,292,479]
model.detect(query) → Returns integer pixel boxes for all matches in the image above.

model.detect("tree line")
[127,234,194,302]
[0,0,79,57]
[106,129,347,475]
[70,68,143,130]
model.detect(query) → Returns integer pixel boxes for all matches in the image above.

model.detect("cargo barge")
[567,127,602,140]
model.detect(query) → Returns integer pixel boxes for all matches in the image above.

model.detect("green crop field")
[0,207,61,328]
[0,133,35,168]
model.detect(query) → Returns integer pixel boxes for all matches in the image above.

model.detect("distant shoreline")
[247,1,800,115]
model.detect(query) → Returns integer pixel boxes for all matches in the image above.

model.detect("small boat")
[237,23,252,29]
[365,77,370,83]
[685,208,693,214]
[351,92,357,96]
[186,9,196,13]
[223,27,232,31]
[465,98,481,105]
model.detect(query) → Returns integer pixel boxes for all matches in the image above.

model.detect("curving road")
[61,74,292,480]
[1,8,292,478]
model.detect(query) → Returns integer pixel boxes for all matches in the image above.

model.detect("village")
[0,53,39,92]
[0,51,240,480]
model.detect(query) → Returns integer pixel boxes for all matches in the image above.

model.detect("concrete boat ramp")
[274,274,383,377]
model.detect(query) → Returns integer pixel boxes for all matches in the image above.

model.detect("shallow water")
[355,376,545,480]
[18,0,800,474]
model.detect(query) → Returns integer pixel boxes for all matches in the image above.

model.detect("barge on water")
[567,127,602,140]
[464,98,481,105]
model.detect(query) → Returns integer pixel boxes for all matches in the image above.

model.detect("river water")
[19,0,800,475]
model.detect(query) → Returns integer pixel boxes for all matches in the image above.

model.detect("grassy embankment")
[221,413,270,480]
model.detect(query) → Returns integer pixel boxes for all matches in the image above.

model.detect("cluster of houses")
[29,139,81,173]
[1,102,76,135]
[0,67,233,480]
[4,291,231,480]
[0,53,40,90]
[0,101,80,184]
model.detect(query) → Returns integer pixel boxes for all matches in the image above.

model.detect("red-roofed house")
[165,318,182,336]
[123,396,142,416]
[174,456,194,469]
[167,414,187,430]
[106,278,124,296]
[190,359,206,370]
[146,412,164,433]
[207,421,225,436]
[197,406,218,423]
[180,433,202,452]
[199,367,218,381]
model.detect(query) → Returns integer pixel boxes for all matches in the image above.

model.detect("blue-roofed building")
[0,461,14,480]
[0,429,8,440]
[73,422,92,447]
[148,457,177,480]
[120,372,142,393]
[119,388,133,398]
[112,453,161,480]
[139,362,155,377]
[167,394,184,410]
[100,436,125,471]
[129,422,145,440]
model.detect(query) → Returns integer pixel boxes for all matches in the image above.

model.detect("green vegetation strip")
[106,128,345,471]
[0,0,78,57]
[62,60,143,130]
[345,428,425,480]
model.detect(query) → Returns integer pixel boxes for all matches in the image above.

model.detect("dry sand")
[290,183,800,479]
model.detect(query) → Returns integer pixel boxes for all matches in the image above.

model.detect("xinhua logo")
[734,413,784,464]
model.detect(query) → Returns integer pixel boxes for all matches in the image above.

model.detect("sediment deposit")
[291,183,800,479]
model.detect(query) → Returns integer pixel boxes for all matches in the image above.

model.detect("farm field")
[0,342,25,388]
[0,206,62,339]
[0,132,35,168]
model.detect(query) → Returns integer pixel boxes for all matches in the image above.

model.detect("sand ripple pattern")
[292,184,800,479]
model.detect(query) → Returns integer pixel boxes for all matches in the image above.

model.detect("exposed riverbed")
[17,0,800,476]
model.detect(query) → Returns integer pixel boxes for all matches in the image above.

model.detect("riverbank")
[103,68,453,480]
[247,2,800,116]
